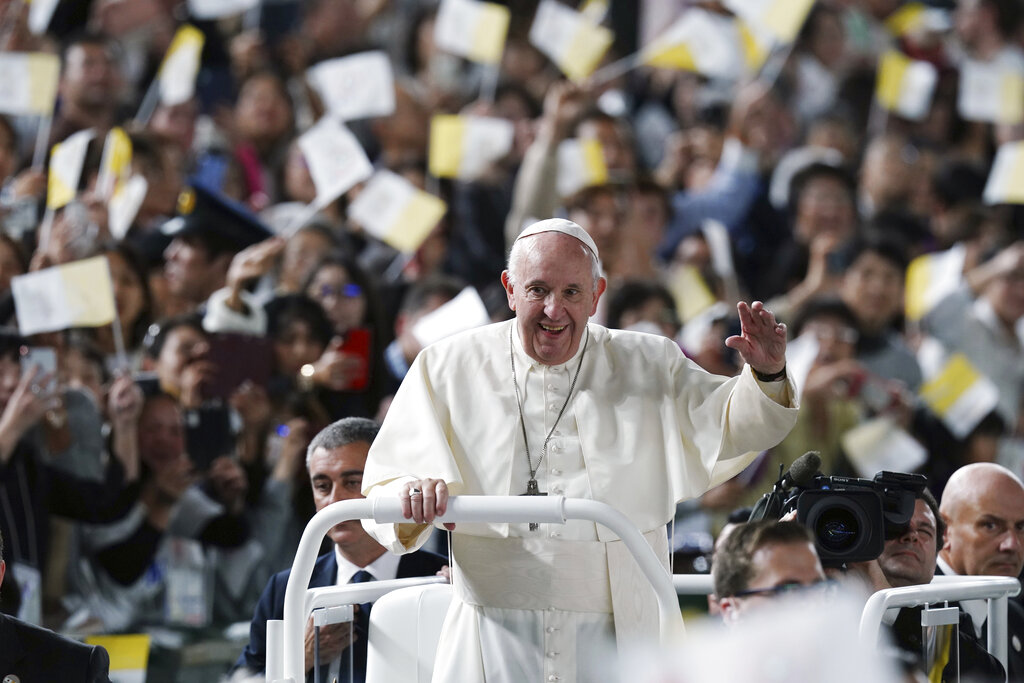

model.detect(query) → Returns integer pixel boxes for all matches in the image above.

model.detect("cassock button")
[550,468,561,476]
[546,626,557,633]
[548,675,560,681]
[547,651,559,658]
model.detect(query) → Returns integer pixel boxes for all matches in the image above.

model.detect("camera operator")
[842,489,1005,682]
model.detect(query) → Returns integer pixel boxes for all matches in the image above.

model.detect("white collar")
[334,545,401,586]
[510,318,590,371]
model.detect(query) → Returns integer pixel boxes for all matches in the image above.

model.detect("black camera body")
[750,454,928,566]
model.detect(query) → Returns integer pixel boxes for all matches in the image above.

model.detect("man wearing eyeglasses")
[711,520,828,623]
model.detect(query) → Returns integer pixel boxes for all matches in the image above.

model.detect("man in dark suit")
[0,530,111,683]
[938,463,1024,681]
[234,417,447,683]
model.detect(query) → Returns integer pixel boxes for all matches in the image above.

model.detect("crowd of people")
[0,0,1023,679]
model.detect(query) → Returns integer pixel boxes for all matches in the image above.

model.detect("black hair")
[791,296,860,337]
[787,162,856,217]
[836,232,911,274]
[265,294,334,349]
[606,279,680,333]
[143,313,204,359]
[399,274,465,315]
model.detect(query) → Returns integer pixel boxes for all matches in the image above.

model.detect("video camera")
[749,452,929,567]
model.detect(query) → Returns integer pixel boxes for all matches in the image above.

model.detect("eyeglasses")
[731,579,838,600]
[317,283,363,299]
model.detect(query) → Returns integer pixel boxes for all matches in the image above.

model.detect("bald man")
[938,463,1024,678]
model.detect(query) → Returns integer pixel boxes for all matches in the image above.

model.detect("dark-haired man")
[235,417,447,683]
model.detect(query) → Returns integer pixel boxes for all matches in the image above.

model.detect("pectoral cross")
[521,477,547,530]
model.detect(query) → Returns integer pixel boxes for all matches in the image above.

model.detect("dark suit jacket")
[235,548,447,683]
[0,612,111,683]
[935,565,1024,681]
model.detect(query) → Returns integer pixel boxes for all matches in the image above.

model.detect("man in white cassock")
[361,218,800,682]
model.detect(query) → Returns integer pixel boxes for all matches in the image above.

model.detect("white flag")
[347,170,447,253]
[159,25,205,106]
[530,0,614,81]
[296,118,374,208]
[0,52,60,116]
[28,0,60,34]
[958,58,1024,124]
[841,416,928,478]
[187,0,259,19]
[109,175,149,240]
[412,286,491,348]
[307,52,396,121]
[428,115,514,179]
[642,9,745,81]
[47,129,95,210]
[434,0,511,65]
[11,257,116,335]
[557,137,608,197]
[983,140,1024,205]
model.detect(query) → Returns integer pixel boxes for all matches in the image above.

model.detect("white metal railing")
[270,495,684,683]
[859,576,1021,672]
[673,573,714,595]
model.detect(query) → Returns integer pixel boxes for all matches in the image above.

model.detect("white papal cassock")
[362,319,798,682]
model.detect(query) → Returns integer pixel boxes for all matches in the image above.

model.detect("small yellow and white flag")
[668,264,717,323]
[109,174,149,240]
[434,0,510,65]
[348,169,447,253]
[905,244,965,320]
[841,416,928,478]
[429,115,514,180]
[0,52,60,116]
[983,140,1024,205]
[642,9,745,80]
[97,127,132,200]
[875,49,937,121]
[158,24,205,106]
[530,0,615,82]
[296,117,374,209]
[884,2,927,36]
[11,256,116,335]
[411,286,491,348]
[556,137,608,197]
[47,128,95,210]
[306,51,396,121]
[919,352,1000,439]
[721,0,815,44]
[736,19,775,73]
[958,58,1024,124]
[85,634,150,683]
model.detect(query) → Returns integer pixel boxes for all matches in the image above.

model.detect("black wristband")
[753,365,787,382]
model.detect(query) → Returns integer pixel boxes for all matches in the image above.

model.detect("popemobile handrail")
[271,495,685,683]
[859,575,1021,672]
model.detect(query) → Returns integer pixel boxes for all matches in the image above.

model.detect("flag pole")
[243,1,262,32]
[37,206,54,254]
[134,79,160,127]
[480,64,500,104]
[588,52,642,87]
[103,258,130,371]
[31,115,52,169]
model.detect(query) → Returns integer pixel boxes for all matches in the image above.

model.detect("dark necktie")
[341,570,374,683]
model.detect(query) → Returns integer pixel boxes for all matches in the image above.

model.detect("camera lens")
[815,505,860,553]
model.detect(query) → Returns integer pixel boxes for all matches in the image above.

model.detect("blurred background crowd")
[0,0,1023,678]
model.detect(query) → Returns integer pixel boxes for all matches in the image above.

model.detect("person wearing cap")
[361,218,798,681]
[158,185,275,314]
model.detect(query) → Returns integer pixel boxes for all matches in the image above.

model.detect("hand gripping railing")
[271,495,685,683]
[859,575,1020,673]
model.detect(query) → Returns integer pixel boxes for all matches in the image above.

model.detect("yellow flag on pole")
[348,170,447,253]
[158,25,205,106]
[429,115,514,179]
[47,129,95,210]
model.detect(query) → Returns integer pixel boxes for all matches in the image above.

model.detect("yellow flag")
[98,127,133,199]
[348,170,448,253]
[722,0,815,44]
[874,49,937,120]
[983,140,1024,205]
[884,2,927,36]
[918,353,999,438]
[85,634,150,679]
[668,265,717,323]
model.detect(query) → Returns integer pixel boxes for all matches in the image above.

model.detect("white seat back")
[365,583,453,683]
